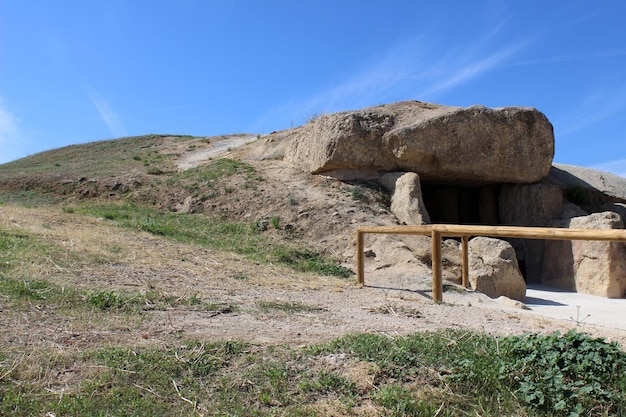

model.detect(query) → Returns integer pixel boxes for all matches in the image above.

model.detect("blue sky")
[1,1,625,176]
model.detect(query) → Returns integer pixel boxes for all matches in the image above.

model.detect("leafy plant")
[269,215,281,230]
[498,330,626,416]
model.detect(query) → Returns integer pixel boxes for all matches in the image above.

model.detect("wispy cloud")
[0,97,23,164]
[418,42,526,98]
[512,48,626,67]
[83,84,128,137]
[555,84,626,137]
[251,30,529,132]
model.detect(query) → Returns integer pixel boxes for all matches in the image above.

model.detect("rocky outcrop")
[378,172,430,225]
[247,100,626,298]
[548,164,626,203]
[542,212,626,298]
[468,237,527,301]
[498,183,564,282]
[285,101,554,184]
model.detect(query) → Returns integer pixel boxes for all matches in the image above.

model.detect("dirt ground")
[2,204,625,353]
[2,134,625,352]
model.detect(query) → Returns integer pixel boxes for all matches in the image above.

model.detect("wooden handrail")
[356,224,626,302]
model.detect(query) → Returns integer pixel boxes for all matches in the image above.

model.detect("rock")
[498,183,564,282]
[468,237,527,301]
[285,100,554,184]
[542,211,626,298]
[378,172,430,225]
[495,296,531,310]
[602,202,626,221]
[548,164,626,203]
[499,183,564,227]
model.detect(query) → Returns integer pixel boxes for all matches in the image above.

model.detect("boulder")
[468,237,527,301]
[285,100,554,184]
[542,212,626,298]
[498,183,564,282]
[378,172,430,225]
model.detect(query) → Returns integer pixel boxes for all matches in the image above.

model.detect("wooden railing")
[356,224,626,302]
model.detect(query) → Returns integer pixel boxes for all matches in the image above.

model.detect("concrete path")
[525,285,626,331]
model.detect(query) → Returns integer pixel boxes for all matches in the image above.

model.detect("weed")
[497,330,626,415]
[269,215,281,229]
[230,272,248,281]
[272,247,353,278]
[87,291,127,310]
[258,300,323,314]
[351,185,365,201]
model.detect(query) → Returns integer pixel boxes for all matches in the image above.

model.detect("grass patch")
[74,202,352,278]
[2,329,624,416]
[0,134,181,179]
[311,329,626,416]
[0,274,227,314]
[258,300,324,314]
[168,158,262,196]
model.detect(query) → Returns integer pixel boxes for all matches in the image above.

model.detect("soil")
[1,135,625,353]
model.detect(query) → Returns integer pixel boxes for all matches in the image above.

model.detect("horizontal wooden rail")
[356,224,626,303]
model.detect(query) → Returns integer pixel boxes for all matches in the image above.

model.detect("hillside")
[2,133,626,415]
[2,132,626,339]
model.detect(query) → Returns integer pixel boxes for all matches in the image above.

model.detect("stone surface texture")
[468,237,527,301]
[285,100,554,184]
[378,172,430,225]
[543,212,626,298]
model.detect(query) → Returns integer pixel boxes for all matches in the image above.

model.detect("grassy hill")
[1,134,625,416]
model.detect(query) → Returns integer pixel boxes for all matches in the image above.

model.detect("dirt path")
[176,134,258,170]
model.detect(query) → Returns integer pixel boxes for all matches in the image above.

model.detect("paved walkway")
[525,285,626,331]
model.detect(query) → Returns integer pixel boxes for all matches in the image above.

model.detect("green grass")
[2,329,624,416]
[0,274,227,314]
[0,134,184,179]
[73,202,353,278]
[258,300,324,314]
[310,329,626,416]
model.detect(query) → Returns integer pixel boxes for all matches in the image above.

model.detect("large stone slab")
[542,211,626,298]
[468,237,527,301]
[285,101,554,184]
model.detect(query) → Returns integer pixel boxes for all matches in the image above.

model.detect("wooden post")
[356,230,365,286]
[461,235,469,288]
[431,230,443,302]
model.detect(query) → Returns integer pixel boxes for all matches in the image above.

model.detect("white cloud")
[512,48,626,68]
[250,30,529,133]
[83,84,128,137]
[0,98,23,164]
[418,42,525,99]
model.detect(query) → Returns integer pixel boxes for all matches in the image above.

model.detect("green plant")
[77,203,352,277]
[258,300,323,314]
[269,215,281,229]
[272,247,353,278]
[498,330,626,415]
[351,185,365,201]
